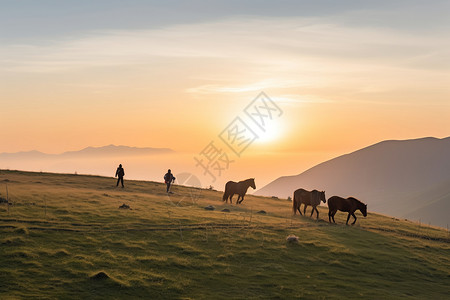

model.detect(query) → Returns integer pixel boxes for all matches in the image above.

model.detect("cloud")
[2,16,449,73]
[1,15,449,108]
[275,95,335,105]
[185,79,306,94]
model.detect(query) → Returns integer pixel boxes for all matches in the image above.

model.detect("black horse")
[328,196,367,225]
[222,178,256,204]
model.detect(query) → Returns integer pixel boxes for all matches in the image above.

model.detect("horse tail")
[292,192,297,214]
[222,182,228,201]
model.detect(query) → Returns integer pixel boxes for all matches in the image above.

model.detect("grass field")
[0,170,449,299]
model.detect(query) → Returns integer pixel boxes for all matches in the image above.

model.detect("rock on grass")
[286,235,299,243]
[90,271,110,280]
[14,227,29,235]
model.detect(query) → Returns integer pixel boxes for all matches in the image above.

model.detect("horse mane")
[347,197,363,205]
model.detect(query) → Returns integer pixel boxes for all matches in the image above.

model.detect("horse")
[292,188,326,219]
[222,178,256,204]
[328,196,367,225]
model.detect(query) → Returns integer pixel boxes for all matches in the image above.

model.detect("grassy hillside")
[0,170,449,299]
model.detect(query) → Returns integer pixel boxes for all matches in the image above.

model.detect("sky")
[1,0,449,187]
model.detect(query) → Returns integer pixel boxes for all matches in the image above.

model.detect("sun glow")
[254,118,285,144]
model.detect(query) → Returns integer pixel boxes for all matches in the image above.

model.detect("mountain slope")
[402,179,450,227]
[256,137,450,228]
[0,145,173,159]
[61,144,173,157]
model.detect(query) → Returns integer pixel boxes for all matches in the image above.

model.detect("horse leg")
[239,195,244,204]
[351,212,357,225]
[310,206,319,219]
[303,204,307,215]
[346,213,351,225]
[328,210,332,223]
[229,195,233,204]
[296,203,303,216]
[332,211,336,223]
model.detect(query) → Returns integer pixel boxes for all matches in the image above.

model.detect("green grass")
[0,170,449,299]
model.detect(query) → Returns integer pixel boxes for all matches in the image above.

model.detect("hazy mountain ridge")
[0,145,174,159]
[256,137,450,228]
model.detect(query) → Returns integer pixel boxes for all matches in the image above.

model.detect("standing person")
[115,164,125,188]
[164,169,176,193]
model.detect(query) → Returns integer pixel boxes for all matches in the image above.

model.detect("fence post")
[6,184,9,215]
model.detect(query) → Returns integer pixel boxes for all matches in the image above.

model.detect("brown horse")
[328,196,367,225]
[223,178,256,204]
[292,188,326,219]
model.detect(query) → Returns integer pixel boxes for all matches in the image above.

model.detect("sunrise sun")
[254,118,285,144]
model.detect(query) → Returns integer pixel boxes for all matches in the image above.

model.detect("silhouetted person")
[115,164,125,188]
[164,169,175,193]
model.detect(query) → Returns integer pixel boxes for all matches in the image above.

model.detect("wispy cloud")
[2,16,449,73]
[1,15,449,108]
[275,95,335,105]
[185,79,307,94]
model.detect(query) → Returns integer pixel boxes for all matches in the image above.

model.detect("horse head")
[351,197,368,217]
[361,204,368,217]
[319,191,326,203]
[250,178,256,189]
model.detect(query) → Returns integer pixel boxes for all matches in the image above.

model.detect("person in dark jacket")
[164,169,176,193]
[115,164,125,188]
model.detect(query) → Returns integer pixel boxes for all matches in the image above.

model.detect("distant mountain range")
[0,145,174,159]
[256,137,450,228]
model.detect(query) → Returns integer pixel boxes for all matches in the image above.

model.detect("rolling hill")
[0,145,176,185]
[0,145,173,159]
[0,170,449,299]
[256,137,450,228]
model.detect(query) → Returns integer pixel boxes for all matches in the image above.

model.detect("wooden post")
[418,219,421,236]
[6,184,9,215]
[179,220,183,241]
[428,222,431,240]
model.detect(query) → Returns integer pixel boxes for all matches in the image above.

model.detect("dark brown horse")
[223,178,256,204]
[328,196,367,225]
[292,189,326,219]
